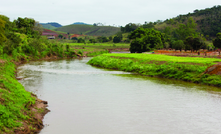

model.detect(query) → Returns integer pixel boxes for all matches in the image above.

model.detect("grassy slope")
[41,24,57,30]
[0,57,36,132]
[88,53,221,86]
[155,5,221,38]
[54,25,120,37]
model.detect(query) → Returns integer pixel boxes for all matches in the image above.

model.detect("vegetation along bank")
[0,56,49,133]
[88,53,221,87]
[0,15,127,133]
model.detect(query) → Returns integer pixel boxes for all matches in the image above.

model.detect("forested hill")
[54,24,120,37]
[158,5,221,37]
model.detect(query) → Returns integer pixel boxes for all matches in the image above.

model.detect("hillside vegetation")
[40,22,62,30]
[54,24,120,37]
[155,5,221,38]
[40,24,57,30]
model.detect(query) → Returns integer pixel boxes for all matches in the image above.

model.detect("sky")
[0,0,220,26]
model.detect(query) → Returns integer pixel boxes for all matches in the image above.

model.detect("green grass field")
[62,43,130,56]
[88,53,221,87]
[102,53,221,64]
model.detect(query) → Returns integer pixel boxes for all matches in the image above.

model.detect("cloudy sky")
[0,0,220,26]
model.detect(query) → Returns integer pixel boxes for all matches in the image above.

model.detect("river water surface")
[17,58,221,134]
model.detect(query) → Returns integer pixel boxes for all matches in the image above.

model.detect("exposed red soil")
[70,34,85,38]
[204,63,221,75]
[154,50,221,58]
[13,98,49,134]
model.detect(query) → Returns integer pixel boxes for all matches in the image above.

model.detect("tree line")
[127,17,221,53]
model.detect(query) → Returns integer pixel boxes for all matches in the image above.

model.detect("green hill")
[40,22,62,30]
[54,24,120,37]
[154,5,221,38]
[40,24,57,30]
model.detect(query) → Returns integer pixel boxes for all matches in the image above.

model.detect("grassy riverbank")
[88,53,221,86]
[0,56,49,133]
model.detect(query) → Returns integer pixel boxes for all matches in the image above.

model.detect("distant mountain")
[40,22,62,30]
[72,22,91,25]
[54,24,120,36]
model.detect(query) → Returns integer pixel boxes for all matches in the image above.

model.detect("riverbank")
[88,53,221,87]
[0,58,49,133]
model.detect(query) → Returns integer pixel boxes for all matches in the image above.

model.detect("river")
[17,58,221,134]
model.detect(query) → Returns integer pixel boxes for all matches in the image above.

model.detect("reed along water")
[17,58,221,134]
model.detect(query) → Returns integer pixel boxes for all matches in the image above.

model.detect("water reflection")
[17,58,221,134]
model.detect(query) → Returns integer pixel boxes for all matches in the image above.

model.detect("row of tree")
[129,26,213,53]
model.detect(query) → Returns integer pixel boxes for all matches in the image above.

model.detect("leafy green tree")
[213,33,221,48]
[173,17,198,40]
[185,36,203,52]
[130,38,147,53]
[129,28,165,53]
[113,36,121,43]
[14,17,41,38]
[171,40,185,51]
[58,34,63,39]
[143,22,154,29]
[109,36,113,41]
[121,23,139,33]
[0,17,6,45]
[116,32,123,40]
[89,39,96,43]
[97,36,109,43]
[71,37,78,40]
[78,38,85,43]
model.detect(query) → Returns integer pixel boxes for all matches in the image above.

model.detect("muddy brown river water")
[17,58,221,134]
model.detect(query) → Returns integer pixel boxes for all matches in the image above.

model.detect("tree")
[113,36,121,43]
[71,37,78,40]
[0,17,6,45]
[185,36,203,52]
[109,36,113,41]
[97,36,109,43]
[173,17,198,40]
[213,33,221,48]
[78,38,85,43]
[14,17,41,38]
[129,28,165,53]
[171,40,185,51]
[89,39,96,43]
[121,23,139,33]
[58,34,63,39]
[143,22,154,29]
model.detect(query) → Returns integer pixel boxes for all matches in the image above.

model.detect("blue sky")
[0,0,220,26]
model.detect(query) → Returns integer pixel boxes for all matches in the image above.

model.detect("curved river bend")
[17,58,221,134]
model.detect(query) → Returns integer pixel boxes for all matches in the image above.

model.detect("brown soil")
[13,97,50,134]
[204,63,221,75]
